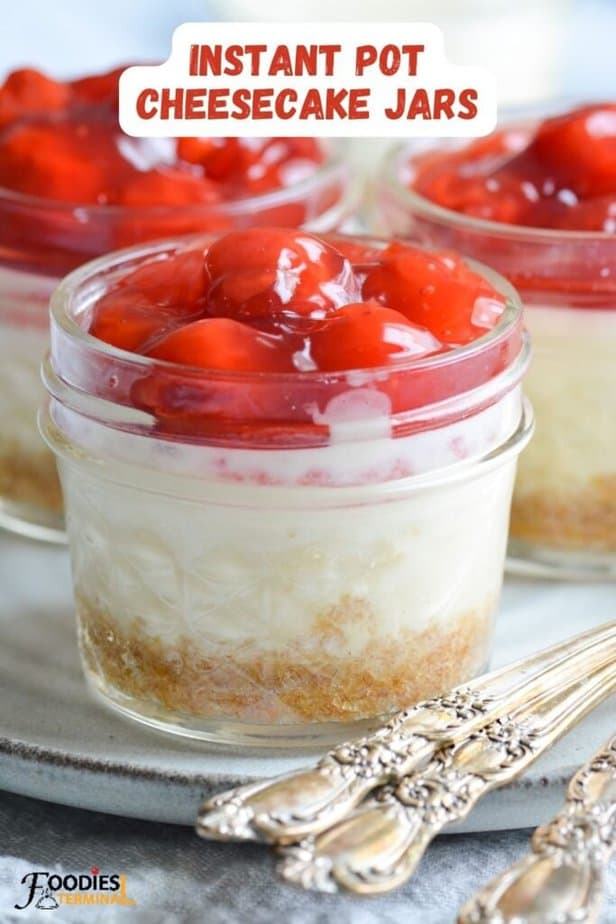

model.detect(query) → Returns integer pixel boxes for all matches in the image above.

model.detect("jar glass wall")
[41,234,531,746]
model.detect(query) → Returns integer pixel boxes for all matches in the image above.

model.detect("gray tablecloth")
[0,791,614,923]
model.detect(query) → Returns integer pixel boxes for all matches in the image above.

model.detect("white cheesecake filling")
[516,304,616,497]
[55,382,521,655]
[63,456,515,653]
[0,326,51,456]
[0,266,56,458]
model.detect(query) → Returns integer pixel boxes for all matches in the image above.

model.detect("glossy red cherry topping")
[86,229,517,440]
[90,228,505,369]
[205,229,356,320]
[412,104,616,233]
[362,243,504,344]
[309,302,441,371]
[148,319,294,372]
[0,66,324,207]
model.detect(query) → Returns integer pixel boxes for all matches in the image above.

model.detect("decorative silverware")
[276,657,616,894]
[458,731,616,924]
[197,623,616,845]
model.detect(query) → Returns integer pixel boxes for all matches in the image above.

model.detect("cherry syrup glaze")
[0,67,324,205]
[395,105,616,309]
[411,104,616,233]
[84,229,522,446]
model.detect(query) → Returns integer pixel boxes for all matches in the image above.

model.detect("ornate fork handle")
[197,623,616,844]
[277,660,616,894]
[458,732,616,924]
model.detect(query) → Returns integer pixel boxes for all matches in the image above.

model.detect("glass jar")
[374,136,616,579]
[0,146,353,542]
[41,233,531,747]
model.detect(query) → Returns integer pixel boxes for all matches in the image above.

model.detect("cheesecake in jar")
[41,228,531,745]
[0,66,351,541]
[375,103,616,577]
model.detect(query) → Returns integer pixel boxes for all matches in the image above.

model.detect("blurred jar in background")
[0,66,353,542]
[373,104,616,579]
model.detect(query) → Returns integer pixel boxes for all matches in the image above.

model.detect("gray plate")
[0,532,614,830]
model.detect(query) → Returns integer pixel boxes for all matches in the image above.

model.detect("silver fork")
[276,656,616,894]
[458,730,616,924]
[197,622,616,845]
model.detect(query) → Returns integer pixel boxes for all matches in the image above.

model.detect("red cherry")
[0,122,105,202]
[0,68,69,128]
[177,137,322,194]
[419,167,533,225]
[310,301,441,371]
[70,66,126,107]
[89,290,183,352]
[177,137,243,181]
[146,318,294,372]
[205,228,356,319]
[117,248,209,312]
[117,167,221,207]
[90,867,100,876]
[530,104,616,198]
[362,243,504,345]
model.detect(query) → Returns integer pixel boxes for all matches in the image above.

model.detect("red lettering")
[434,88,455,119]
[356,45,377,75]
[231,88,251,119]
[380,44,401,76]
[320,45,341,76]
[195,45,222,76]
[223,45,243,76]
[294,45,317,76]
[159,87,184,119]
[269,46,292,76]
[349,88,370,119]
[459,88,478,119]
[252,88,274,119]
[184,88,207,118]
[244,44,267,75]
[402,44,424,76]
[407,88,431,120]
[275,88,297,119]
[136,89,158,119]
[300,88,324,120]
[206,88,228,119]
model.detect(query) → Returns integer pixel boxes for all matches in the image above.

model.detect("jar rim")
[49,230,524,386]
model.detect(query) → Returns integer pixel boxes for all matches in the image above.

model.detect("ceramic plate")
[0,532,613,831]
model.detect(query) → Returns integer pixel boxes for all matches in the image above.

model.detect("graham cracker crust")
[511,474,616,552]
[77,595,493,724]
[0,445,62,513]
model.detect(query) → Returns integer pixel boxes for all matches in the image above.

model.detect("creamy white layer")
[55,386,522,487]
[0,266,56,458]
[0,326,50,456]
[516,305,616,497]
[59,446,516,653]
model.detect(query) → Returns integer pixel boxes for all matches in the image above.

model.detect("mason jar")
[41,233,532,746]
